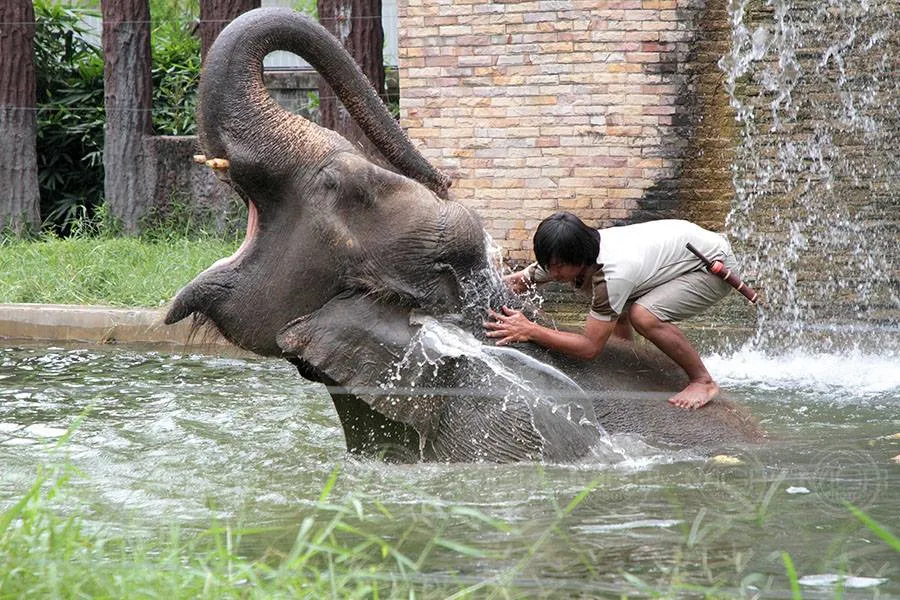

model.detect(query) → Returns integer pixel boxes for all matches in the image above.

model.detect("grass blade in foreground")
[846,502,900,552]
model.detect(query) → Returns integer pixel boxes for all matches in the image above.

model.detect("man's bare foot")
[668,381,719,409]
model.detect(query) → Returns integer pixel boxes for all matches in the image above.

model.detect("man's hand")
[486,306,617,361]
[503,269,533,295]
[483,306,535,345]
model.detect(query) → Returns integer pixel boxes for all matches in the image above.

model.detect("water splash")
[457,232,546,324]
[379,316,621,462]
[391,316,586,402]
[706,346,900,396]
[719,0,899,354]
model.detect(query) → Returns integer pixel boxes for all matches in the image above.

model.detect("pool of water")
[1,340,897,597]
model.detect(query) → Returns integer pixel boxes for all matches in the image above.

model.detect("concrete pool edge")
[0,303,758,352]
[0,303,235,350]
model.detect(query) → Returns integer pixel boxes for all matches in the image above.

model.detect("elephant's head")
[164,8,492,358]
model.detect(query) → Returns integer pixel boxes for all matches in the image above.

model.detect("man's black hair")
[533,212,600,269]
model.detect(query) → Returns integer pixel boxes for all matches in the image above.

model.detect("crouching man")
[485,211,741,409]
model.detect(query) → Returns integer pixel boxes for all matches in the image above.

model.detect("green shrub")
[150,3,201,136]
[33,0,105,236]
[33,1,202,236]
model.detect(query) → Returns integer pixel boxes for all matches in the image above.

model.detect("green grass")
[0,462,587,600]
[846,501,900,552]
[1,467,445,598]
[3,420,898,600]
[4,461,897,600]
[0,236,239,308]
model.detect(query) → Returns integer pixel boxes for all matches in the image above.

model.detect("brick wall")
[396,0,898,331]
[397,0,735,268]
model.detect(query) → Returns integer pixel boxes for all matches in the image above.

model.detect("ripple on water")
[1,342,898,596]
[573,518,683,534]
[0,421,69,446]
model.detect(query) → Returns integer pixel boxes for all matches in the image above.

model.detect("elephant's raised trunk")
[200,8,451,199]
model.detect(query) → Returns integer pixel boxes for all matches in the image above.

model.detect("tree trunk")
[199,0,261,64]
[102,0,154,233]
[317,0,386,159]
[0,1,41,236]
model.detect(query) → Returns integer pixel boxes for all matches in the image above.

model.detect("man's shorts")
[632,254,739,323]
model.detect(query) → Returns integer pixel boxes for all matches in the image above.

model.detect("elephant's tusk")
[205,158,230,170]
[192,154,208,164]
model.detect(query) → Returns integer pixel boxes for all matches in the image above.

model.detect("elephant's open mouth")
[163,199,258,328]
[208,199,259,271]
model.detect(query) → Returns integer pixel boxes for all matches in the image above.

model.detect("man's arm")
[484,307,617,360]
[503,269,532,294]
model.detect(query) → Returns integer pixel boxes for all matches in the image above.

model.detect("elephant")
[165,7,765,463]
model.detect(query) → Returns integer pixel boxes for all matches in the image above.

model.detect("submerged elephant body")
[166,8,764,463]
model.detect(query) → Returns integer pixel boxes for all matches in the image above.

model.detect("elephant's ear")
[276,293,444,439]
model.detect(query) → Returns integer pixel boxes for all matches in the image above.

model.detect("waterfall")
[719,0,899,354]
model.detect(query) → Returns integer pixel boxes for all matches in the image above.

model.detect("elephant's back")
[594,395,766,448]
[536,339,768,449]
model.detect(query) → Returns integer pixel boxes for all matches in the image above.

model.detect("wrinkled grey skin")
[166,8,765,463]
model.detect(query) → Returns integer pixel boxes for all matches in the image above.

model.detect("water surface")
[1,341,897,597]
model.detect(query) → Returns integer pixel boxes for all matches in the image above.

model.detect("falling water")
[719,0,899,354]
[377,315,627,462]
[390,316,585,403]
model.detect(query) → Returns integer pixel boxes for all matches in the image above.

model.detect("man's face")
[547,261,586,284]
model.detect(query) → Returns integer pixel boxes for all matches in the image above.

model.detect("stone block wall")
[397,0,736,268]
[144,136,241,235]
[717,0,899,329]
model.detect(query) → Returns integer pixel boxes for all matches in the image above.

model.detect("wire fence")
[8,80,399,119]
[11,0,399,69]
[5,1,400,120]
